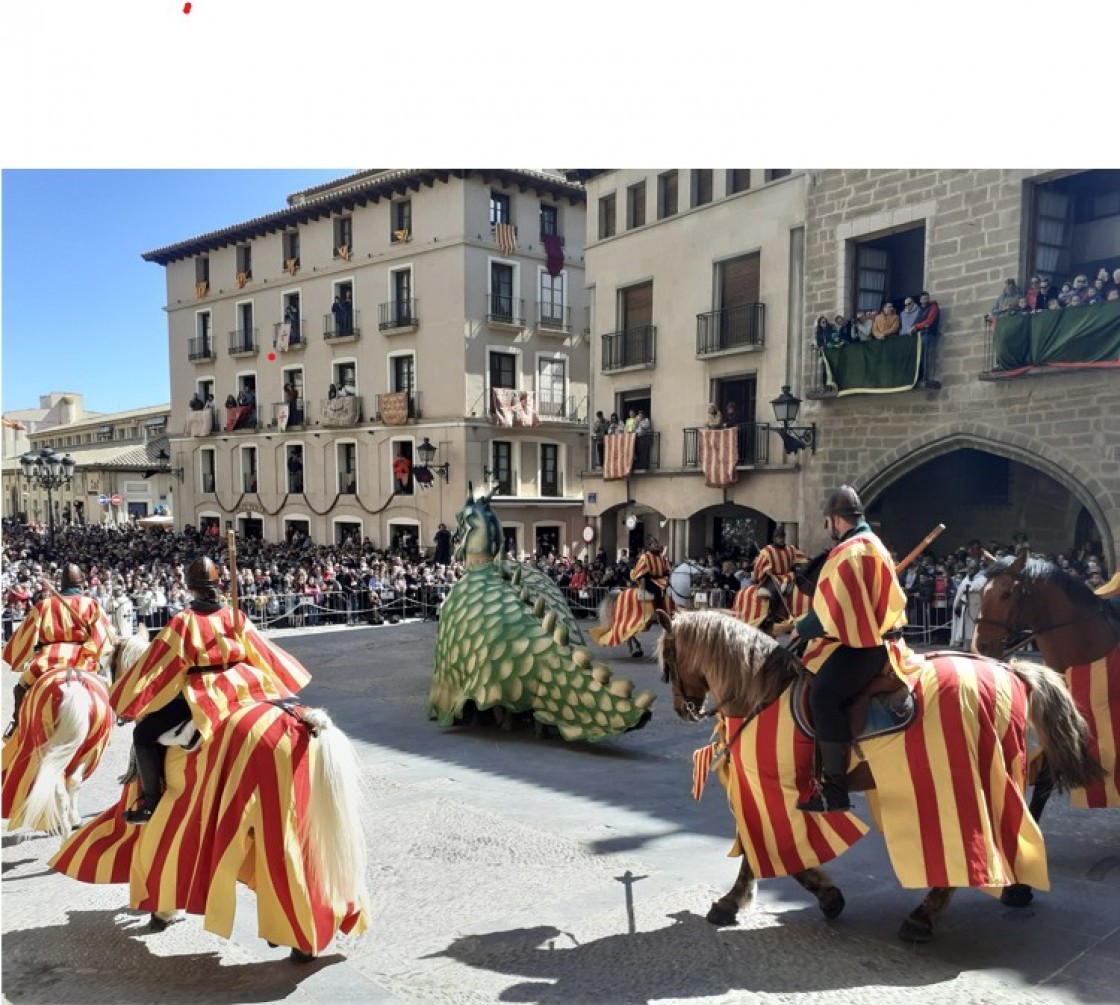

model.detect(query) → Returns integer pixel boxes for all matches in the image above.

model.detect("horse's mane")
[113,631,149,680]
[661,610,800,715]
[987,554,1100,609]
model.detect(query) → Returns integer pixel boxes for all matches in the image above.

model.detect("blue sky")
[1,170,346,416]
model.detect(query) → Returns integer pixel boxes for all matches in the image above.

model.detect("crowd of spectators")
[989,267,1120,318]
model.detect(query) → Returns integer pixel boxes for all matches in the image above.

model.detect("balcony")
[536,304,572,335]
[379,299,419,333]
[696,303,765,356]
[633,432,660,471]
[271,398,305,428]
[188,337,215,362]
[484,295,525,329]
[323,309,361,342]
[272,319,305,351]
[682,423,770,468]
[376,391,419,424]
[320,394,363,428]
[537,395,580,422]
[601,326,657,371]
[228,328,259,356]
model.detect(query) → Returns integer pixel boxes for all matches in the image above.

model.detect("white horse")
[51,628,371,962]
[667,560,707,610]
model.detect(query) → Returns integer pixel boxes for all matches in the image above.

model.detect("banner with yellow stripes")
[1065,645,1119,808]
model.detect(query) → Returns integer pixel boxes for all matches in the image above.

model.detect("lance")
[895,523,946,575]
[227,528,245,637]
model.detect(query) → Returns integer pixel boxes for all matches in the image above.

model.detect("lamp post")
[20,446,76,546]
[768,385,817,454]
[416,437,450,482]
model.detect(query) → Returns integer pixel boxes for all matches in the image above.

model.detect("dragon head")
[452,484,503,565]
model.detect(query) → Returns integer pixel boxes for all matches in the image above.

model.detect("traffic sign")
[110,494,122,506]
[97,494,109,506]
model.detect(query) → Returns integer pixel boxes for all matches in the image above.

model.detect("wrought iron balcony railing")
[379,299,419,331]
[601,326,657,371]
[228,328,259,355]
[537,395,578,421]
[188,337,215,362]
[682,423,770,467]
[484,295,525,327]
[323,309,361,341]
[536,304,572,333]
[632,431,660,471]
[271,398,306,427]
[695,303,765,355]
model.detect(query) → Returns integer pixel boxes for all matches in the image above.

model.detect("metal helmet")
[824,484,864,520]
[186,556,221,591]
[60,563,87,590]
[773,523,786,541]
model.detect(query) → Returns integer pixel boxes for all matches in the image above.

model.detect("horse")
[1,633,130,838]
[973,549,1119,904]
[590,586,675,657]
[655,609,1103,942]
[49,627,371,963]
[667,559,707,611]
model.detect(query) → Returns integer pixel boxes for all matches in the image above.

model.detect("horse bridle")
[660,639,712,722]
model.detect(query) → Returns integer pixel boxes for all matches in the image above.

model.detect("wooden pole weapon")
[227,528,244,636]
[895,523,946,575]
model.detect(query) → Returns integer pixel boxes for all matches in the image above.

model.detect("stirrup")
[122,797,159,825]
[796,782,850,814]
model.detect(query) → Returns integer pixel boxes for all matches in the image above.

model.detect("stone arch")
[856,429,1115,569]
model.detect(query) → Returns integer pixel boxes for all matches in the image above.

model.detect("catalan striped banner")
[603,433,635,481]
[731,584,770,627]
[1065,644,1120,808]
[753,543,807,585]
[699,427,738,487]
[588,589,649,647]
[495,222,517,256]
[51,700,369,955]
[692,742,717,801]
[2,669,113,831]
[3,594,112,688]
[860,652,1048,891]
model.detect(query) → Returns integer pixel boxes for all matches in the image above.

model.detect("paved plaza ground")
[2,619,1118,1004]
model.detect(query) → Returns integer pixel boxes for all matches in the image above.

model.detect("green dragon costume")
[428,489,655,741]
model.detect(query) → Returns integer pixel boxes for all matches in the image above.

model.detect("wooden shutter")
[622,282,653,329]
[720,254,760,309]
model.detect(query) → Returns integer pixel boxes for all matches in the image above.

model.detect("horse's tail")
[1011,660,1105,792]
[303,708,371,918]
[21,681,92,836]
[597,590,618,627]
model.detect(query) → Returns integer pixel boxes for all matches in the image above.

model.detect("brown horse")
[655,609,1102,942]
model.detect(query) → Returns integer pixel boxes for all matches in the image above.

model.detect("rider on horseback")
[632,538,670,606]
[789,485,914,813]
[115,556,312,824]
[4,563,111,739]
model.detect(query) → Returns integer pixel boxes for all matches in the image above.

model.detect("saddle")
[790,666,916,744]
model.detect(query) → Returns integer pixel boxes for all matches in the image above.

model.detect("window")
[195,255,209,284]
[713,252,762,347]
[96,424,113,441]
[626,181,646,229]
[200,449,216,493]
[727,169,751,195]
[391,440,414,495]
[764,169,791,182]
[490,191,511,225]
[598,193,616,239]
[537,356,567,418]
[286,445,304,493]
[491,441,513,495]
[391,199,412,242]
[539,203,558,237]
[197,378,214,404]
[489,350,517,395]
[690,169,713,208]
[329,280,356,337]
[657,171,678,219]
[334,216,353,257]
[391,353,416,417]
[282,291,302,344]
[236,244,252,280]
[197,311,211,343]
[1026,170,1120,283]
[538,270,565,328]
[337,443,357,494]
[621,281,653,330]
[334,361,357,396]
[540,444,560,497]
[490,262,515,321]
[241,446,258,493]
[281,367,304,425]
[237,301,254,347]
[850,224,926,313]
[391,268,413,325]
[283,230,300,270]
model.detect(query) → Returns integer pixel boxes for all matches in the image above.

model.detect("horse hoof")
[898,917,933,943]
[1000,884,1034,908]
[818,886,845,921]
[148,913,177,933]
[706,903,738,927]
[289,948,315,964]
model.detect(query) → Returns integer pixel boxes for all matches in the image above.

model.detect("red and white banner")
[699,427,739,487]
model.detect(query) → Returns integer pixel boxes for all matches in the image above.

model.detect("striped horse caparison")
[655,609,1102,943]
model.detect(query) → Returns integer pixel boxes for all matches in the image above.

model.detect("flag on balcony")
[277,404,290,432]
[495,222,517,256]
[491,388,517,427]
[195,282,209,299]
[603,432,635,480]
[284,258,299,275]
[378,391,409,426]
[275,323,291,353]
[393,229,410,243]
[542,234,564,278]
[338,244,350,261]
[236,272,248,289]
[513,391,539,426]
[699,427,739,487]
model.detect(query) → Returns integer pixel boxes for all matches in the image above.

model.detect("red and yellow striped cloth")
[112,607,310,744]
[588,589,673,648]
[731,583,812,629]
[801,531,924,679]
[3,594,112,688]
[753,543,806,588]
[699,651,1048,892]
[2,669,113,831]
[603,433,635,481]
[51,701,368,955]
[698,427,738,487]
[1065,644,1120,808]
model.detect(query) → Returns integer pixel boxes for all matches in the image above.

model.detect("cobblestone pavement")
[3,620,1118,1004]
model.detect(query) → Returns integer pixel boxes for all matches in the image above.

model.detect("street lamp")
[416,437,450,482]
[20,445,76,545]
[768,385,817,454]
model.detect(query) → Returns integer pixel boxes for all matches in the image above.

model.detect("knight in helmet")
[789,485,913,813]
[753,523,807,601]
[631,537,670,607]
[112,555,312,824]
[3,563,112,738]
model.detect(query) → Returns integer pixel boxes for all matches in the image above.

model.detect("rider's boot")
[796,741,853,813]
[629,637,644,658]
[4,682,30,739]
[122,743,166,824]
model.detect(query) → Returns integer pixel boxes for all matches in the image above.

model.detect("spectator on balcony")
[287,452,304,493]
[1024,276,1043,311]
[723,400,742,427]
[1057,282,1074,306]
[1047,297,1061,310]
[832,314,853,342]
[813,316,838,350]
[1109,268,1120,295]
[1108,289,1120,302]
[327,383,338,400]
[852,310,874,342]
[704,403,724,429]
[225,393,238,409]
[1083,279,1105,306]
[634,410,653,468]
[284,302,301,343]
[335,382,351,398]
[1009,296,1032,316]
[188,391,204,412]
[284,382,302,426]
[899,296,921,334]
[871,302,900,340]
[1035,277,1056,308]
[624,408,638,434]
[591,410,609,466]
[991,278,1022,317]
[607,412,621,435]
